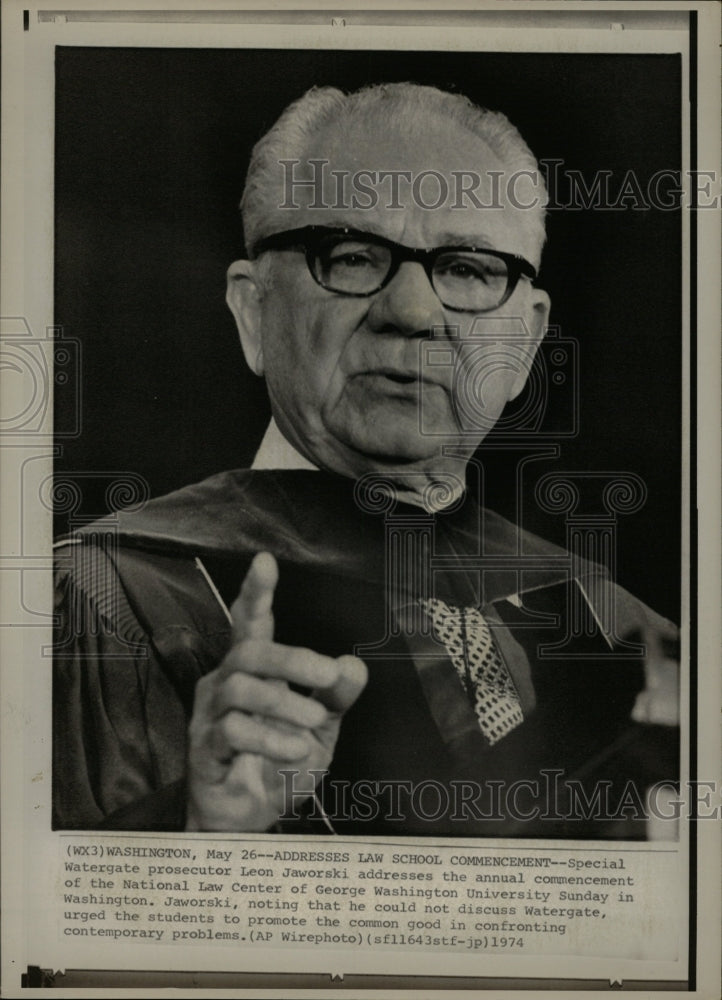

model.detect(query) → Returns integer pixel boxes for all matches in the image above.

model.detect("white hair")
[240,82,547,259]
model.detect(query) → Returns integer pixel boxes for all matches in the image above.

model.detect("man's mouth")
[381,371,417,385]
[361,368,428,385]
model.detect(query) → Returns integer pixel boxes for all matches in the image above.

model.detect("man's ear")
[226,259,265,376]
[508,288,551,400]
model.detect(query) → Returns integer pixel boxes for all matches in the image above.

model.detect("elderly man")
[54,82,678,836]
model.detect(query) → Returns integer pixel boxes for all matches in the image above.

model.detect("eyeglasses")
[251,226,537,314]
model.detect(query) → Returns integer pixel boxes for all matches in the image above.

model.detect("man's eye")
[435,255,506,285]
[446,262,482,280]
[329,252,375,269]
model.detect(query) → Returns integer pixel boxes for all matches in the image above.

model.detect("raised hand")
[186,552,367,831]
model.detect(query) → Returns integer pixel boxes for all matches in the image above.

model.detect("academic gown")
[53,469,678,837]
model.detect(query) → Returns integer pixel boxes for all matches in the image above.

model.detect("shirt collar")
[251,418,317,472]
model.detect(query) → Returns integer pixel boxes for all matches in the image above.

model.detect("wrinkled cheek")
[321,379,371,430]
[262,317,329,406]
[449,348,518,429]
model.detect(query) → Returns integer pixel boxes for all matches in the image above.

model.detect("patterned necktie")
[419,597,524,746]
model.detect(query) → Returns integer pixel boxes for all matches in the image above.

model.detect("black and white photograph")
[52,45,684,839]
[1,2,720,996]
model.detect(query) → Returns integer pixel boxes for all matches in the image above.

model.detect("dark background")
[54,48,683,621]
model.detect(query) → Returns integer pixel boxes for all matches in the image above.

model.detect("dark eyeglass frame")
[251,225,538,314]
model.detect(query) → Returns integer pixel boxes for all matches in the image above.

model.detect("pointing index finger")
[230,551,279,643]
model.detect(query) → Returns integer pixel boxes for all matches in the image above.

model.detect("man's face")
[230,111,550,483]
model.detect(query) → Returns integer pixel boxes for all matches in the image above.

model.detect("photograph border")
[2,2,720,997]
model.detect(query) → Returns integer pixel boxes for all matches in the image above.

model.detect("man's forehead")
[303,111,506,177]
[263,113,542,258]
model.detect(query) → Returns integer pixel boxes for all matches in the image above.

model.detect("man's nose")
[366,262,446,335]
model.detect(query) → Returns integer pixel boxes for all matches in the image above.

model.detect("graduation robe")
[53,469,678,837]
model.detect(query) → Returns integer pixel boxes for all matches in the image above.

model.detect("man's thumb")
[230,551,278,643]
